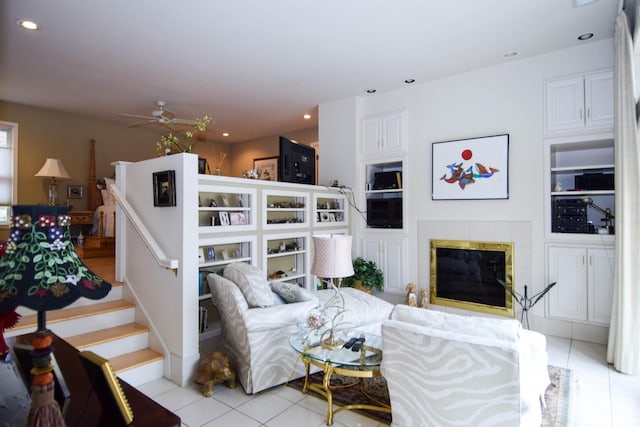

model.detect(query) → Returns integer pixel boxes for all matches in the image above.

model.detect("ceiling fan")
[119,101,197,129]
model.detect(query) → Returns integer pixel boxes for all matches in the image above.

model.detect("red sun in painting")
[461,149,473,160]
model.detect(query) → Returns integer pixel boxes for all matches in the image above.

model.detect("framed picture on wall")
[432,134,509,200]
[153,170,176,207]
[253,156,278,181]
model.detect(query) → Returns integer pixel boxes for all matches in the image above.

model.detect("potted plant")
[342,257,384,293]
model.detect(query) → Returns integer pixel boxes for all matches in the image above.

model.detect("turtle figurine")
[194,351,237,396]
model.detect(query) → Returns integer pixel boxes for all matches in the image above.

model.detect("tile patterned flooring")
[136,336,640,427]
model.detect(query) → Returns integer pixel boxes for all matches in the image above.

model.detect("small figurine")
[405,283,417,306]
[554,181,562,192]
[420,289,430,309]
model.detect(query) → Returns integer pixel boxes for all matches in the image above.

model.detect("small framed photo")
[230,212,247,225]
[198,157,209,174]
[153,170,176,207]
[207,247,216,261]
[67,184,84,199]
[219,211,230,226]
[198,248,206,264]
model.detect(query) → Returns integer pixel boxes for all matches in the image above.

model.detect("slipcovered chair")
[208,262,394,394]
[381,305,549,427]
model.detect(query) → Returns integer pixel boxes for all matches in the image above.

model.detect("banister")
[110,184,179,273]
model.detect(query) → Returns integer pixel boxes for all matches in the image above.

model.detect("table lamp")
[580,196,615,234]
[311,235,354,349]
[0,205,112,426]
[35,159,71,206]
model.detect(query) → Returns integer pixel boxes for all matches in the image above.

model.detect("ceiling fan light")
[17,19,39,30]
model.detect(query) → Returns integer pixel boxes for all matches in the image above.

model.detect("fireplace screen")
[430,239,514,317]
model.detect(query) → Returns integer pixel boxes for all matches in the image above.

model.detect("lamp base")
[320,330,345,350]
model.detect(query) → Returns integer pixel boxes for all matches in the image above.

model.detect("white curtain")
[606,10,640,375]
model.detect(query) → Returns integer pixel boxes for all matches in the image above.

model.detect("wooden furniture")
[77,139,115,258]
[69,210,94,226]
[14,332,180,427]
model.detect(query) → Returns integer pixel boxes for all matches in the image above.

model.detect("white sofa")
[207,263,394,394]
[381,305,549,427]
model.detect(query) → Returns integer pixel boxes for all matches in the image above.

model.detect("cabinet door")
[381,112,404,154]
[363,117,383,155]
[587,247,614,324]
[585,71,614,129]
[545,77,585,133]
[382,239,406,294]
[362,238,406,294]
[547,246,588,321]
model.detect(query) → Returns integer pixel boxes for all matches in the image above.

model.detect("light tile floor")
[136,336,640,427]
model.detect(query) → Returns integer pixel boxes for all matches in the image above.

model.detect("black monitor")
[278,136,316,185]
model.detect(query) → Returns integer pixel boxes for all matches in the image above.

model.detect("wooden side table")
[68,210,94,226]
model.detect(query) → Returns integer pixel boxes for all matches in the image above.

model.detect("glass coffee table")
[289,330,391,425]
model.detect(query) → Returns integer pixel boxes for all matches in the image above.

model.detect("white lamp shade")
[35,158,71,179]
[311,235,354,278]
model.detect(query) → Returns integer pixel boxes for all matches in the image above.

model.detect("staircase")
[5,256,165,387]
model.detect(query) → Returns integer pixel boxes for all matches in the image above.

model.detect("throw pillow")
[223,263,273,308]
[270,281,315,304]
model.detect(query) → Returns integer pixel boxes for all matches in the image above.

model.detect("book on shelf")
[199,306,208,333]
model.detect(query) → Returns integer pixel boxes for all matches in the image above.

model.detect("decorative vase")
[353,279,373,294]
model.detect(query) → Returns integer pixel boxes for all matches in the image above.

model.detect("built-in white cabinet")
[546,245,614,325]
[364,160,404,230]
[313,193,348,227]
[263,232,310,289]
[198,185,256,232]
[362,236,407,294]
[545,70,613,134]
[544,135,615,238]
[362,111,406,156]
[262,189,309,230]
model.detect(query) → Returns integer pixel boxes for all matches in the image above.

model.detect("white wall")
[318,39,614,328]
[116,154,200,386]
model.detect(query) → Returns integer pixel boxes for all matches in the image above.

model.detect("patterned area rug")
[287,365,571,425]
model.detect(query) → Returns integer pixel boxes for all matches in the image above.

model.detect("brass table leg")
[322,362,335,426]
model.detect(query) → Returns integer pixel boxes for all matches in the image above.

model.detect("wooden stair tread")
[66,323,149,349]
[12,300,135,333]
[110,348,164,374]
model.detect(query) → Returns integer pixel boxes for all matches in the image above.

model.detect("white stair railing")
[110,184,179,272]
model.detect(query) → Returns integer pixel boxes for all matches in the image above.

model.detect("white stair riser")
[15,286,124,318]
[47,308,136,338]
[79,332,150,359]
[117,359,164,387]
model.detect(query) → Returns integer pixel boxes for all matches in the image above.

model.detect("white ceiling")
[1,0,619,143]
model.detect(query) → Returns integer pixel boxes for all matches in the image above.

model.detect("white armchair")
[381,305,549,427]
[208,263,394,394]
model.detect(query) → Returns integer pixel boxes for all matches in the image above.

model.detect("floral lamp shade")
[0,205,112,426]
[0,205,111,312]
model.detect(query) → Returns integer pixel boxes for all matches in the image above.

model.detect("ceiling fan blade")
[128,120,157,128]
[119,113,156,120]
[160,109,176,120]
[170,118,197,126]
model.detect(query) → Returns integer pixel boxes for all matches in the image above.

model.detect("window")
[0,122,17,226]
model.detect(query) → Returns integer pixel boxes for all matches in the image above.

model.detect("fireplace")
[430,239,514,317]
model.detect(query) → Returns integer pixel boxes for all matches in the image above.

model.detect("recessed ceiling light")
[404,79,416,84]
[222,132,229,137]
[577,32,594,41]
[503,51,519,58]
[573,0,597,7]
[365,89,377,94]
[303,114,311,120]
[17,19,39,30]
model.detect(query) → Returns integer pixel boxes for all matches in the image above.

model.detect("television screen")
[278,136,316,185]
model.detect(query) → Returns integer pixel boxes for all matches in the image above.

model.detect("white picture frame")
[219,211,230,226]
[230,212,247,225]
